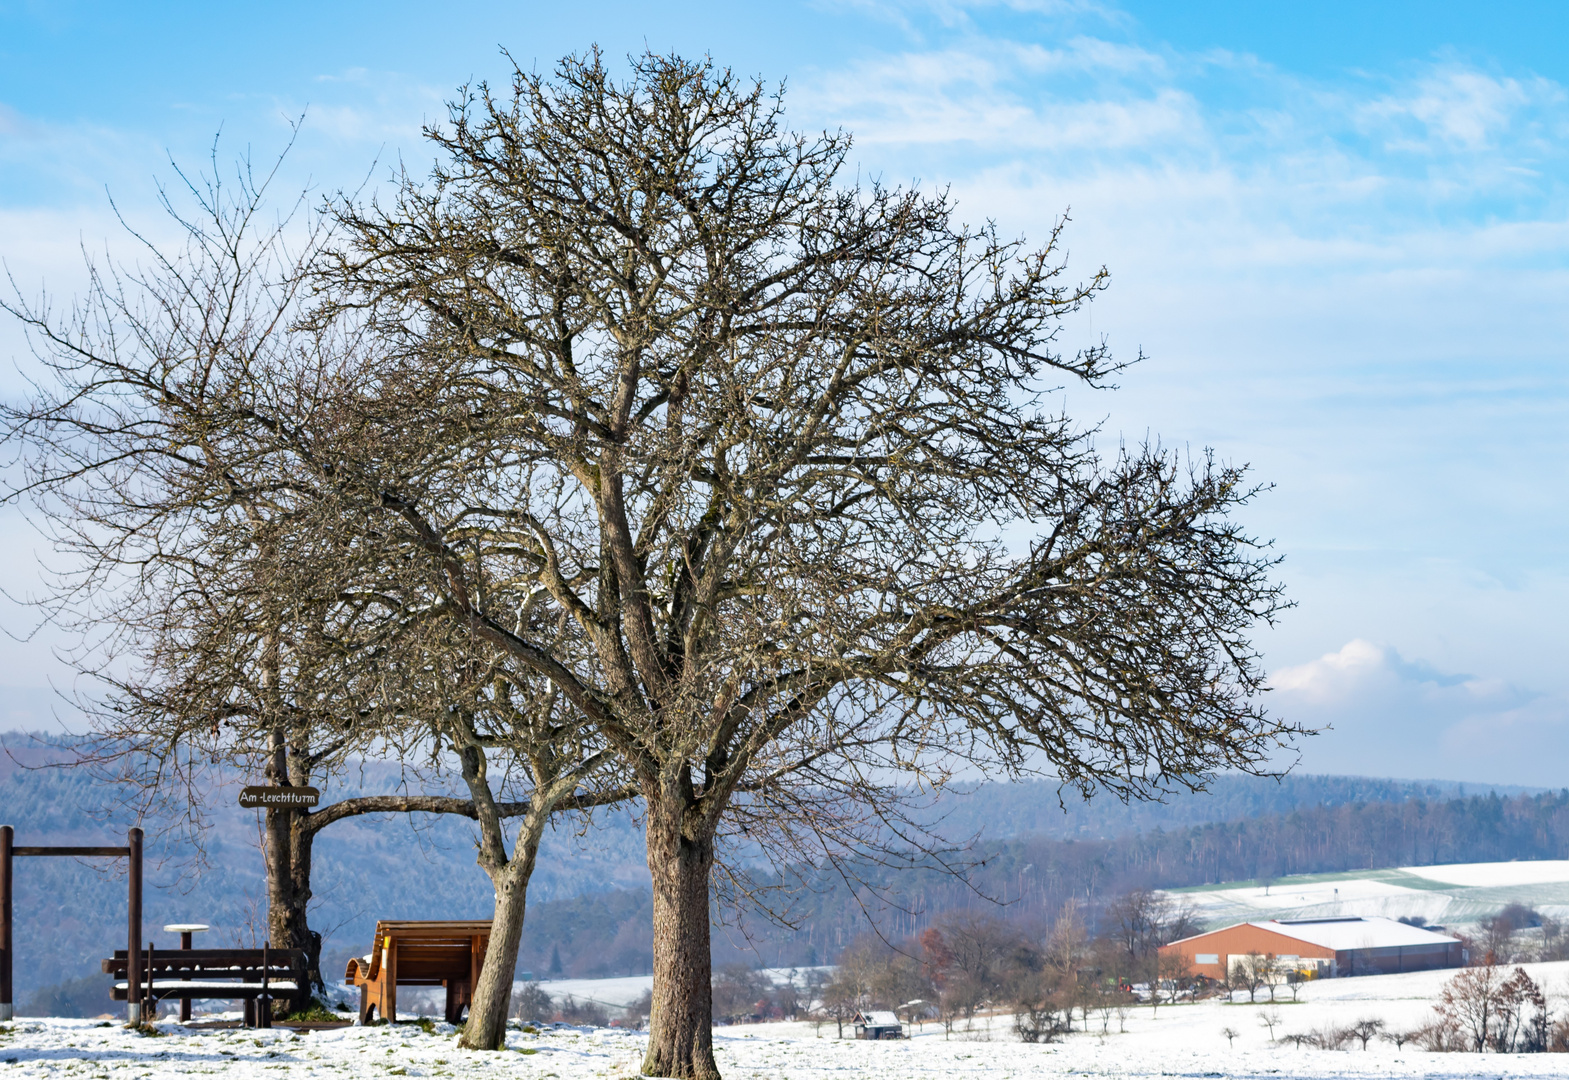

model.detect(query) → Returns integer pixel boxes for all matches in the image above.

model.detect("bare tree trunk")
[287,819,323,1010]
[462,851,535,1049]
[263,808,320,1014]
[454,729,589,1052]
[261,725,323,1015]
[641,796,718,1080]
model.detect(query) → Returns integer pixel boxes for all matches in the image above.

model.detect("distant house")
[1159,916,1465,981]
[852,1010,904,1039]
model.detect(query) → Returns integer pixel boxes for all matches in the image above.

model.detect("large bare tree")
[0,154,626,1039]
[314,50,1298,1078]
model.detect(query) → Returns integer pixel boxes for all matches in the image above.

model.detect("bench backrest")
[103,948,305,978]
[360,920,491,982]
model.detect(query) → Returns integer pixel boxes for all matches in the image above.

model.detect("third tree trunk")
[641,801,718,1080]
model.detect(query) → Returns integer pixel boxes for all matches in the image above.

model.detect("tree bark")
[264,805,322,1015]
[460,850,535,1049]
[641,796,719,1080]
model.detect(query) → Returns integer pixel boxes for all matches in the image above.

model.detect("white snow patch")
[1169,859,1569,931]
[1401,860,1569,888]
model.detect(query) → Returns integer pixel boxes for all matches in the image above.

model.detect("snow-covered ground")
[7,961,1569,1078]
[524,967,821,1010]
[1169,859,1569,928]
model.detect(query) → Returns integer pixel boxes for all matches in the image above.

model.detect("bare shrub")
[1379,1028,1415,1051]
[1346,1018,1385,1050]
[1309,1023,1350,1050]
[1436,963,1506,1051]
[511,983,553,1023]
[1412,1018,1467,1052]
[556,995,609,1027]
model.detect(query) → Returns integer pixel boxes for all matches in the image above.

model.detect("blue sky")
[2,1,1567,785]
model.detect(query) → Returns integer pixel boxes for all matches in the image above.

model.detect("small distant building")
[1159,916,1464,981]
[852,1010,904,1039]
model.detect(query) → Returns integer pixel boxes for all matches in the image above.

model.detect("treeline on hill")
[525,788,1569,974]
[8,725,1567,996]
[8,727,1520,991]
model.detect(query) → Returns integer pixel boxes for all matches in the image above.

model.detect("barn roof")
[856,1011,901,1027]
[1170,916,1458,952]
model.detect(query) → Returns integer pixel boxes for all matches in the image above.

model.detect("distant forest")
[2,725,1563,1004]
[534,788,1569,975]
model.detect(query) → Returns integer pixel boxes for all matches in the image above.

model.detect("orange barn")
[1159,916,1464,981]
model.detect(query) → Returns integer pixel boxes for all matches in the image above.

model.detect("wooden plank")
[13,847,129,857]
[384,936,397,1023]
[2,825,12,1019]
[127,828,141,1023]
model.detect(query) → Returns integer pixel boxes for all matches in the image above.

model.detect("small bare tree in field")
[1436,963,1505,1052]
[1232,953,1270,1003]
[1346,1017,1384,1050]
[1158,949,1192,1007]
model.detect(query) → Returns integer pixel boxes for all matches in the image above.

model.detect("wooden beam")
[13,846,130,857]
[1,825,12,1021]
[128,827,143,1024]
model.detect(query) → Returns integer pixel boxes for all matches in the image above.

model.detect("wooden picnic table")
[344,920,491,1024]
[103,944,306,1027]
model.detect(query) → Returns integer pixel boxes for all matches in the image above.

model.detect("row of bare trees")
[1272,964,1569,1054]
[1,48,1294,1078]
[813,890,1200,1040]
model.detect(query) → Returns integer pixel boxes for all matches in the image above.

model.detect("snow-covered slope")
[1169,860,1569,928]
[7,961,1569,1079]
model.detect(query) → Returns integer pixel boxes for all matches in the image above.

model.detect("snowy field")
[7,961,1569,1079]
[1169,859,1569,928]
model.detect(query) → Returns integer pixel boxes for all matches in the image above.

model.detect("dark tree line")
[496,788,1569,977]
[674,788,1569,969]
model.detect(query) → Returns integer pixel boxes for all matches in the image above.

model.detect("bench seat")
[113,980,301,997]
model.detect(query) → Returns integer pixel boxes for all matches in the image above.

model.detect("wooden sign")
[238,786,321,808]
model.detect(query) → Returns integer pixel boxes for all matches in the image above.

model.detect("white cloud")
[1360,67,1557,152]
[1270,640,1569,786]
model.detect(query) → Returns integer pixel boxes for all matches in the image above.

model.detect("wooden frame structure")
[0,825,144,1023]
[344,920,491,1024]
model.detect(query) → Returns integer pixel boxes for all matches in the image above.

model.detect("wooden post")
[260,940,271,1028]
[179,930,193,1022]
[1,825,12,1022]
[383,934,397,1023]
[127,827,142,1024]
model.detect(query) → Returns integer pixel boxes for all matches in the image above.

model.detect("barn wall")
[1159,924,1336,981]
[1160,924,1465,981]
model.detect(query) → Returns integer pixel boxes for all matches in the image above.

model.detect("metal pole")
[1,825,12,1022]
[127,827,142,1024]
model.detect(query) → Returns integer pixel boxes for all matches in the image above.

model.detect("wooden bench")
[344,920,491,1024]
[102,945,306,1027]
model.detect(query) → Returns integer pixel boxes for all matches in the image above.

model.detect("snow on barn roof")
[855,1011,901,1028]
[1259,916,1459,951]
[1169,915,1459,952]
